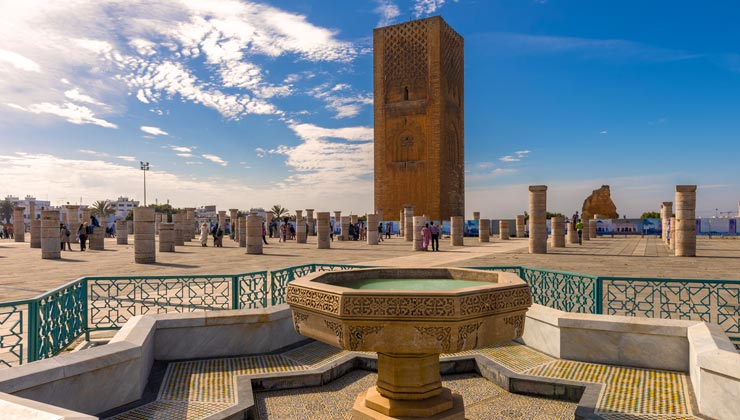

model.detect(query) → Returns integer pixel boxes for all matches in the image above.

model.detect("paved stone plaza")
[2,235,740,303]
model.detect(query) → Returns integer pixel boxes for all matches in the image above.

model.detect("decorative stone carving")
[581,185,618,219]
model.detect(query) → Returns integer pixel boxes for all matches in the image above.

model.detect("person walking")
[199,223,209,247]
[63,224,71,250]
[77,223,87,251]
[378,222,384,242]
[262,222,268,245]
[576,219,584,245]
[430,221,440,252]
[386,222,392,239]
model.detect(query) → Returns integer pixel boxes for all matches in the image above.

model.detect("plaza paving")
[2,234,740,303]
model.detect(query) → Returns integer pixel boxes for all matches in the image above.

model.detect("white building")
[109,196,139,223]
[4,195,51,225]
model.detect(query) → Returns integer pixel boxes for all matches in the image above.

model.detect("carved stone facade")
[373,16,465,220]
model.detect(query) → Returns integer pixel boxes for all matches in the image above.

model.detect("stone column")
[528,185,548,254]
[116,220,128,244]
[473,212,480,221]
[155,213,162,235]
[246,212,263,254]
[367,214,379,245]
[340,216,350,241]
[265,212,273,235]
[479,219,490,242]
[582,218,591,241]
[404,206,414,242]
[81,208,90,226]
[30,219,41,248]
[239,216,247,247]
[41,210,61,259]
[61,211,67,227]
[158,223,175,252]
[351,214,358,225]
[450,216,464,246]
[317,212,330,249]
[499,221,510,240]
[89,223,104,250]
[567,221,578,244]
[13,207,25,242]
[184,208,197,240]
[171,213,184,246]
[675,185,697,257]
[413,215,425,251]
[66,205,80,243]
[127,221,134,235]
[515,215,525,238]
[669,217,676,251]
[295,210,307,243]
[233,216,239,243]
[218,211,227,232]
[551,217,566,248]
[306,209,315,236]
[229,209,238,240]
[399,210,404,237]
[661,202,673,244]
[134,207,155,264]
[588,219,598,239]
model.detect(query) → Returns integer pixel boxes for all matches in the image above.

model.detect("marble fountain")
[285,267,533,420]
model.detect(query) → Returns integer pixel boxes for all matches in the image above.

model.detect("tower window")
[403,86,409,101]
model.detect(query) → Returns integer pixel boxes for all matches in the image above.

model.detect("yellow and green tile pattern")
[106,340,700,420]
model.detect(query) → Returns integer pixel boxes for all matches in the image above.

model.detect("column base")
[352,387,464,420]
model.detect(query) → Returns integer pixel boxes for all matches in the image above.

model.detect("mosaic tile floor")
[255,370,576,420]
[106,341,699,420]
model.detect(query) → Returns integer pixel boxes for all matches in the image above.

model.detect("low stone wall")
[0,306,303,419]
[520,304,740,419]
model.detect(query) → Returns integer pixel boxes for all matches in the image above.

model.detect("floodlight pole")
[140,161,150,207]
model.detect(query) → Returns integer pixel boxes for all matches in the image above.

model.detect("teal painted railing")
[1,264,738,368]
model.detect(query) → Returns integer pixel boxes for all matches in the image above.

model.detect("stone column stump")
[317,212,330,249]
[246,213,263,254]
[413,215,425,251]
[306,209,316,236]
[41,210,61,259]
[134,207,156,264]
[567,221,579,244]
[155,213,162,235]
[116,220,128,244]
[172,213,184,246]
[528,185,548,254]
[159,223,175,252]
[239,216,247,247]
[89,224,105,250]
[66,205,81,243]
[675,185,697,257]
[340,216,350,241]
[588,219,598,239]
[661,202,673,244]
[404,206,414,242]
[367,214,379,245]
[479,219,490,243]
[296,210,307,244]
[499,221,510,240]
[473,212,480,221]
[515,215,525,238]
[551,217,566,248]
[451,216,464,246]
[13,207,25,242]
[30,219,41,248]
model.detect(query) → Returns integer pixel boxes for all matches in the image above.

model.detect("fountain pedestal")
[286,268,532,420]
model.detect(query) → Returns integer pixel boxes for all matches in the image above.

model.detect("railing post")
[232,276,240,310]
[82,279,90,342]
[595,277,604,314]
[27,300,39,363]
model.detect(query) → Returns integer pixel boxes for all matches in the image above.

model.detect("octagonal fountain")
[285,267,532,420]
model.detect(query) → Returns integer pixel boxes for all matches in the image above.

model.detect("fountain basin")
[286,267,532,354]
[286,267,532,419]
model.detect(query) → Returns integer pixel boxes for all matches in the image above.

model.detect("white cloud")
[167,145,192,153]
[499,155,520,162]
[202,153,228,166]
[79,149,107,156]
[255,147,266,158]
[514,150,531,157]
[308,83,373,118]
[116,155,136,162]
[176,153,193,157]
[0,48,41,72]
[375,0,401,27]
[413,0,458,18]
[6,102,117,129]
[290,123,374,142]
[64,88,104,106]
[600,130,608,134]
[140,126,168,136]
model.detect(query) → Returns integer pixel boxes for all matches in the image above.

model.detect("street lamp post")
[140,161,150,206]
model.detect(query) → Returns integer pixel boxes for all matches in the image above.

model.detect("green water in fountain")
[337,278,491,290]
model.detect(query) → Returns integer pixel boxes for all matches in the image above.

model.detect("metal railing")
[1,264,738,368]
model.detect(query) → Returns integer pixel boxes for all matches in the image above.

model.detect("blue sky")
[1,0,739,218]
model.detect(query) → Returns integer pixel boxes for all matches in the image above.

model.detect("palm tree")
[90,200,116,220]
[270,204,289,219]
[0,199,13,223]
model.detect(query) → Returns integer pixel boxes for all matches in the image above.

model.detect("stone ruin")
[582,185,618,219]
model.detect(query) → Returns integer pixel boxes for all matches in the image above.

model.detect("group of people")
[418,221,441,251]
[0,225,13,239]
[199,221,269,247]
